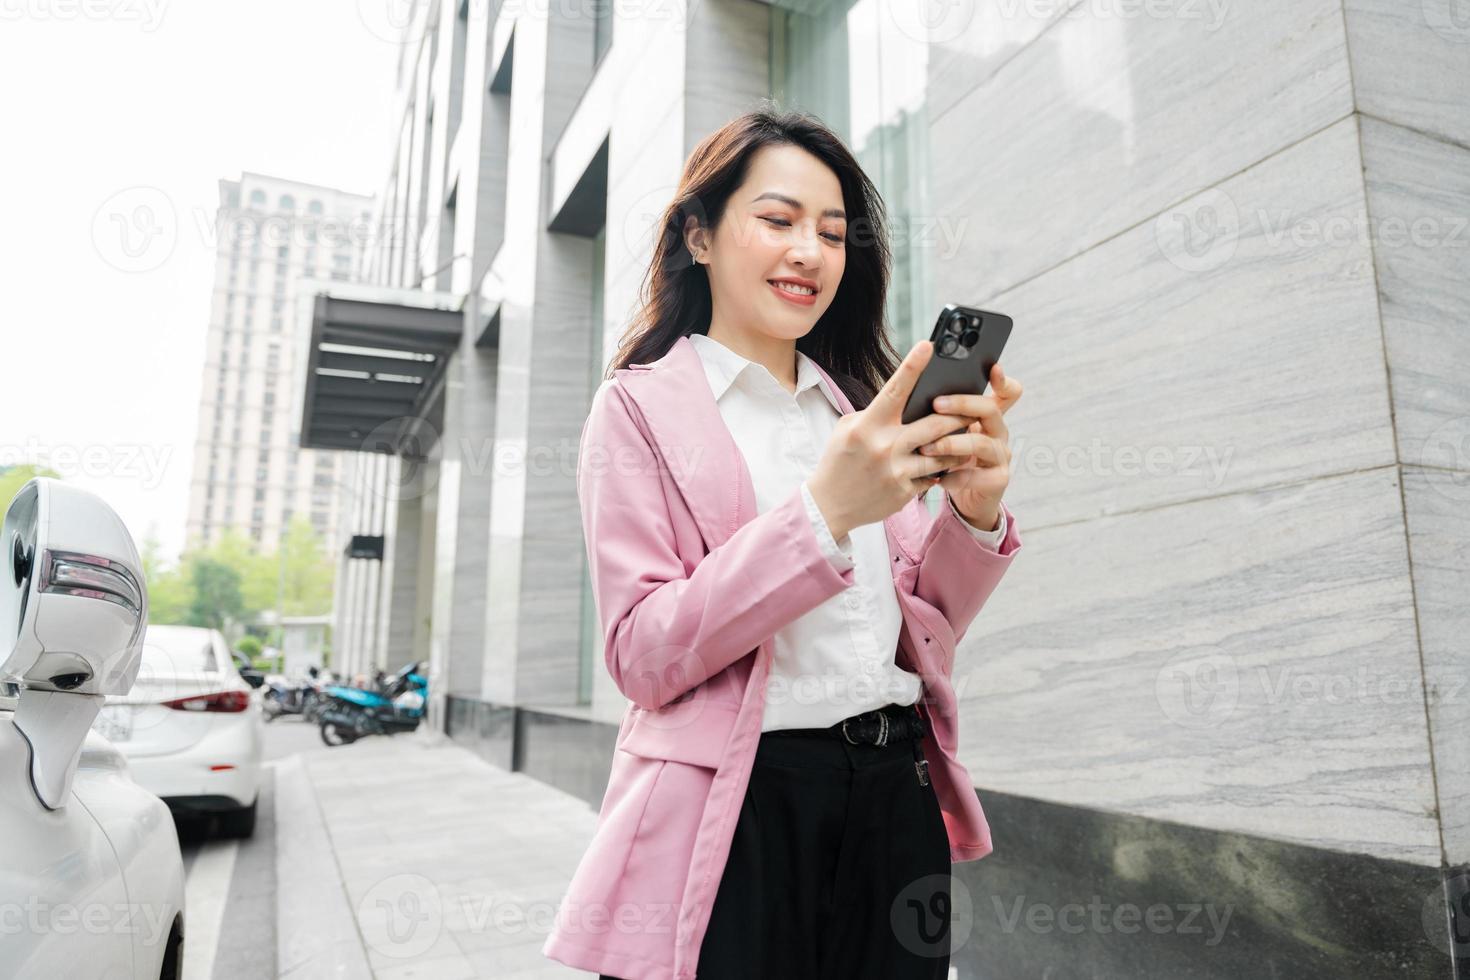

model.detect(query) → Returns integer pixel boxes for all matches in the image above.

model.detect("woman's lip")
[767,280,817,306]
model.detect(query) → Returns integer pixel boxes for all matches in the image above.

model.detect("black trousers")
[602,703,952,979]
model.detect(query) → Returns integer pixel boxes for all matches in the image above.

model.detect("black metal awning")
[297,282,464,457]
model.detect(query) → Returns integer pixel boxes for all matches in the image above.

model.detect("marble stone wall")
[479,1,598,707]
[1347,4,1470,869]
[928,0,1466,882]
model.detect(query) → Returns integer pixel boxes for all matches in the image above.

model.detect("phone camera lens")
[938,335,959,357]
[961,328,980,347]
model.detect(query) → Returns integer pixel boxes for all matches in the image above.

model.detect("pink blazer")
[542,333,1022,980]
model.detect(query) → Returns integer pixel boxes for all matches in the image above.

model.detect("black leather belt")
[766,703,931,785]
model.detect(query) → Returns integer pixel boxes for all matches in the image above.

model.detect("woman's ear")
[683,213,707,265]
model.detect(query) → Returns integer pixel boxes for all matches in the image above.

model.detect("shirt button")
[864,661,878,674]
[845,593,861,609]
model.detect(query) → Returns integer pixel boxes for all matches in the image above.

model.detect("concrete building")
[292,0,1470,975]
[185,174,373,555]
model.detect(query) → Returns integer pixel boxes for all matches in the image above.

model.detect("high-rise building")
[184,174,374,554]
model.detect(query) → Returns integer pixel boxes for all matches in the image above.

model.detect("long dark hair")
[605,100,900,411]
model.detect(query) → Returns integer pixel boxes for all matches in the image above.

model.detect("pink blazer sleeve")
[578,380,859,710]
[913,494,1022,648]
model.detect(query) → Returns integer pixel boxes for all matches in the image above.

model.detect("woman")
[541,104,1023,980]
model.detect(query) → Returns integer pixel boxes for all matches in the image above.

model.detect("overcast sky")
[0,1,403,562]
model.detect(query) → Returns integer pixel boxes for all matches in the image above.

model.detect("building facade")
[185,174,373,555]
[293,0,1470,975]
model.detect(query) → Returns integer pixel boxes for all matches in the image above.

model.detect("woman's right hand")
[807,340,978,541]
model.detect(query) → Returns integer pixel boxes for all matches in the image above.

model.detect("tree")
[187,558,245,631]
[141,533,191,624]
[274,515,337,616]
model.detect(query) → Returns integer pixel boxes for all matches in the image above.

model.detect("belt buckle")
[841,711,889,747]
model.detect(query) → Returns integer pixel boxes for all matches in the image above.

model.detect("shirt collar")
[687,331,841,413]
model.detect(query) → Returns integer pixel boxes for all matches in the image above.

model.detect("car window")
[140,632,219,674]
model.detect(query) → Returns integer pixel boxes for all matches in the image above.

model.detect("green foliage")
[235,634,264,660]
[140,535,191,624]
[142,516,337,632]
[187,558,244,630]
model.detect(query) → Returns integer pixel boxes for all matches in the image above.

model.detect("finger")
[919,433,1008,466]
[930,396,1008,441]
[904,452,972,482]
[899,411,979,452]
[991,363,1023,412]
[872,341,934,424]
[974,403,1008,444]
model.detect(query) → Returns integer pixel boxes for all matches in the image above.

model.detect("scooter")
[261,676,308,720]
[318,661,427,747]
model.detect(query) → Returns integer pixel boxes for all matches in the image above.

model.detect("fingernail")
[934,397,951,410]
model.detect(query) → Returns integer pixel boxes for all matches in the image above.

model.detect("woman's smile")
[767,278,818,306]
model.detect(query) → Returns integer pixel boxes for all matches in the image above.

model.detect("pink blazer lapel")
[613,334,752,552]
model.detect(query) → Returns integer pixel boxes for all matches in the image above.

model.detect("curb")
[274,754,374,979]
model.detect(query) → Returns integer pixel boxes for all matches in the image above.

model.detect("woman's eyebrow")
[749,191,846,220]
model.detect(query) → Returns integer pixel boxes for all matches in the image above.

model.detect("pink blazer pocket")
[616,696,742,770]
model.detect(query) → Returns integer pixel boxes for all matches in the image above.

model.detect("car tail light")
[162,690,251,712]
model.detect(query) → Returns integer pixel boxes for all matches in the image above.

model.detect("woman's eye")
[762,216,844,244]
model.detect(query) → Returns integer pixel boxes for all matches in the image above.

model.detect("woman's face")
[691,143,848,342]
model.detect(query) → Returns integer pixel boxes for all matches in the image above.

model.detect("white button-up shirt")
[686,331,1007,732]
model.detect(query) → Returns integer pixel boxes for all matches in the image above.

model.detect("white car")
[95,624,264,839]
[1,478,186,978]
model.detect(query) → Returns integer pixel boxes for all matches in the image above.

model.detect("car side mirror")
[239,668,266,689]
[0,478,147,810]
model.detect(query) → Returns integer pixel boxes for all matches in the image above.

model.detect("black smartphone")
[901,304,1013,476]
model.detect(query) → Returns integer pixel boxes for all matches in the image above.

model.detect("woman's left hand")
[919,363,1023,531]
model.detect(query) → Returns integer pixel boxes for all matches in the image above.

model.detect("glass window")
[770,0,935,354]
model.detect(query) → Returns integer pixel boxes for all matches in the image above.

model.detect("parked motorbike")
[301,681,328,723]
[261,676,308,720]
[318,661,427,746]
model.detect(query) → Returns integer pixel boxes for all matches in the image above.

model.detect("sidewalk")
[274,726,599,979]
